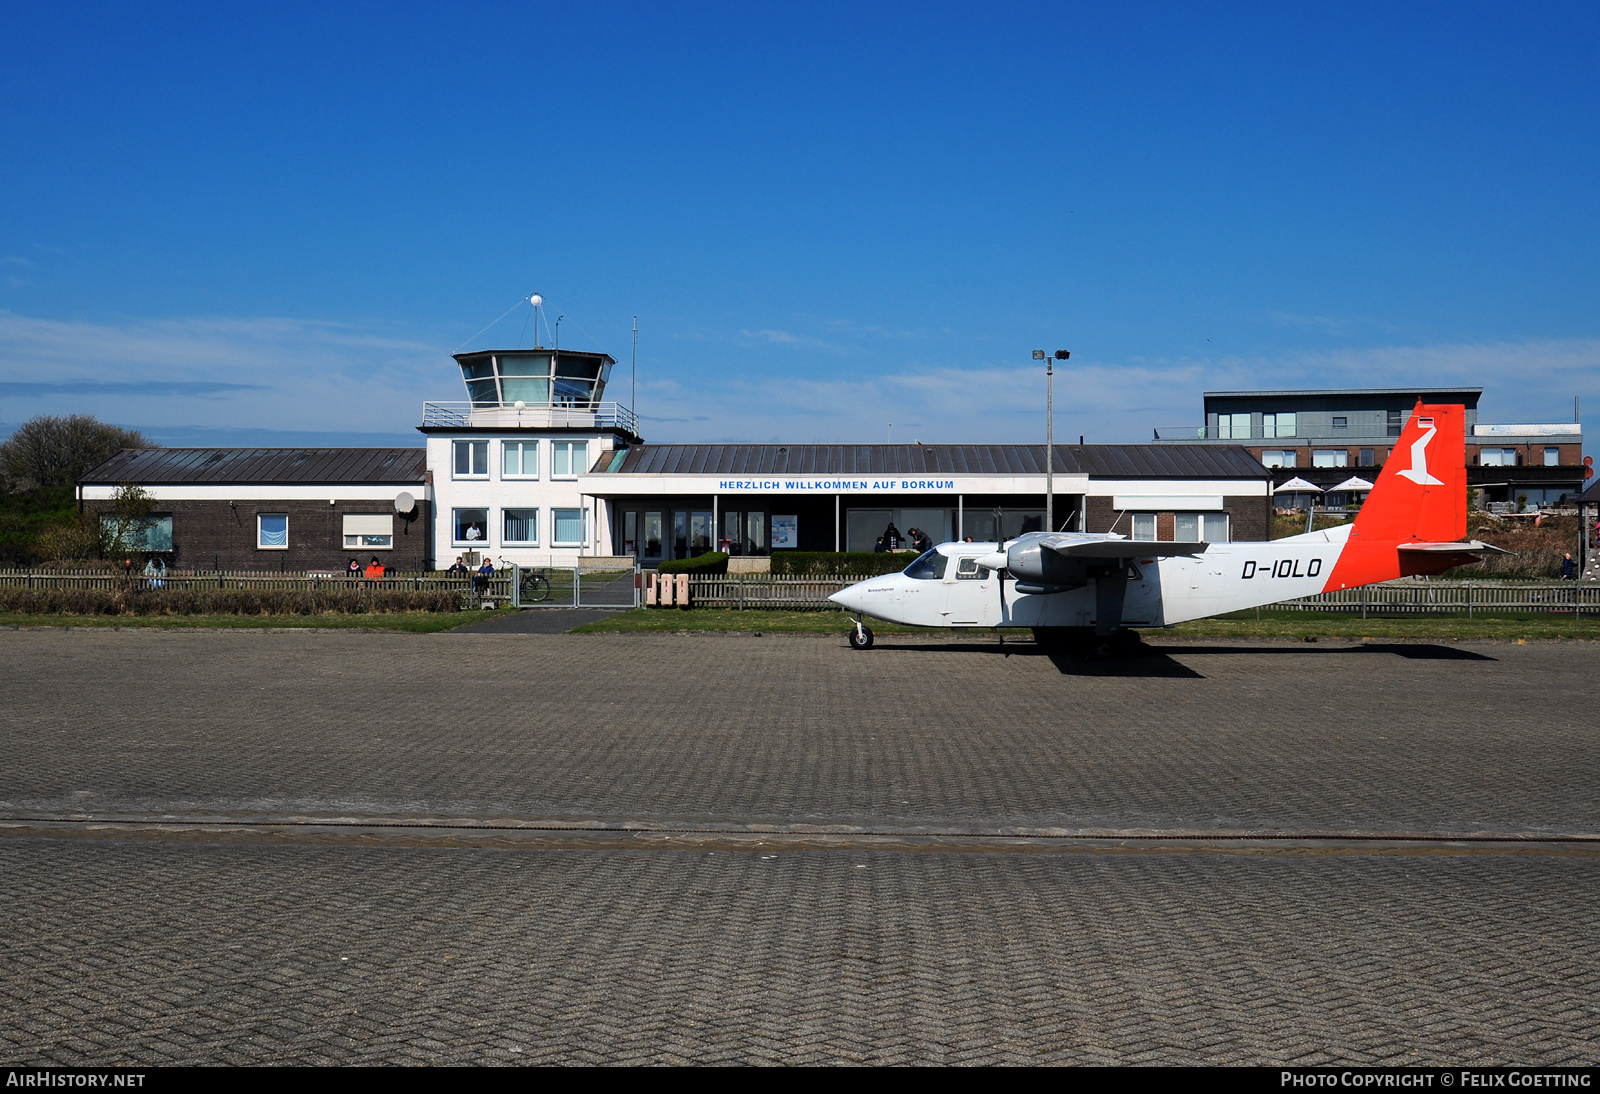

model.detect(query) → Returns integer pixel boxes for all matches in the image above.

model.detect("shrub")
[770,551,915,576]
[657,551,728,575]
[0,586,463,616]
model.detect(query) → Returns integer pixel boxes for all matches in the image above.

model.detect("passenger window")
[903,549,947,580]
[955,557,990,579]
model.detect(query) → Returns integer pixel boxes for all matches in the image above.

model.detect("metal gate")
[512,565,639,608]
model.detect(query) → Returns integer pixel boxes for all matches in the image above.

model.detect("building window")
[102,514,174,552]
[1387,409,1403,437]
[1175,513,1229,543]
[453,440,489,478]
[1544,447,1560,466]
[1262,450,1296,468]
[1269,412,1296,438]
[257,513,288,549]
[552,440,588,478]
[553,508,586,546]
[502,440,538,478]
[503,508,538,544]
[1480,448,1518,467]
[342,514,394,549]
[1216,413,1252,440]
[1312,450,1349,468]
[1359,449,1375,467]
[1332,416,1347,429]
[453,508,489,545]
[1131,513,1157,541]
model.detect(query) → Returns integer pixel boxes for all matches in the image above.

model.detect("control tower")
[419,344,642,567]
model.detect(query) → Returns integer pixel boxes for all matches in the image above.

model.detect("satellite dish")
[395,492,415,514]
[529,294,542,307]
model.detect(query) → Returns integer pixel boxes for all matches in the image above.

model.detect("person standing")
[364,556,385,586]
[347,557,362,579]
[1563,552,1576,581]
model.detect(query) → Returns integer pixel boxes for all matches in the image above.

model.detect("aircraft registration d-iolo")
[829,402,1504,656]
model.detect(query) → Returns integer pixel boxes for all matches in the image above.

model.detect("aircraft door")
[943,553,994,625]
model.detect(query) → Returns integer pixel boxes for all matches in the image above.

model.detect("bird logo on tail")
[1396,417,1444,486]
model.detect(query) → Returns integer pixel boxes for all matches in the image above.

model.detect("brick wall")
[1084,494,1270,543]
[87,498,434,571]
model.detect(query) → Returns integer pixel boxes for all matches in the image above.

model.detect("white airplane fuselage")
[831,526,1353,630]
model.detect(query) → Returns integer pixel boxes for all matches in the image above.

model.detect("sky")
[1,2,1597,449]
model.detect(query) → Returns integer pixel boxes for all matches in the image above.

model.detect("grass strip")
[0,610,503,633]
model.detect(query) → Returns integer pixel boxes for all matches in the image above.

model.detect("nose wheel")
[848,618,875,650]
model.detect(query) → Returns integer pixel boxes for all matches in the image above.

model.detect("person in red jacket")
[364,557,385,586]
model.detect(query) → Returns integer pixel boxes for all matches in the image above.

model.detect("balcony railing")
[1152,425,1208,440]
[422,401,640,435]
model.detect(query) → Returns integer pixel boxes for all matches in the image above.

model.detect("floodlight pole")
[1036,349,1070,533]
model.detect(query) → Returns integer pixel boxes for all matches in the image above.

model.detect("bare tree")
[0,415,155,493]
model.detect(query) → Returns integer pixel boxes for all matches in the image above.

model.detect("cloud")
[0,307,1590,450]
[636,336,1600,445]
[0,311,445,435]
[0,380,264,397]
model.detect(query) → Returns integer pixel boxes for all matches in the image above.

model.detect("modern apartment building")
[1154,387,1584,506]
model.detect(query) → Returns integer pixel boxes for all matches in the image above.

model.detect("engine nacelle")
[1004,540,1087,591]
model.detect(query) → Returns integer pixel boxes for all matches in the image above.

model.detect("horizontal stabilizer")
[1397,540,1513,556]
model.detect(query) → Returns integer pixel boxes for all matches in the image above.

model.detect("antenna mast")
[632,316,638,421]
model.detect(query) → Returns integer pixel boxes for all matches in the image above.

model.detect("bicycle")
[520,568,552,603]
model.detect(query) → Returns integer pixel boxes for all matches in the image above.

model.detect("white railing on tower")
[421,401,640,434]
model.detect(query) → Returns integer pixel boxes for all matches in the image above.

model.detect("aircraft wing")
[1038,534,1208,559]
[1397,540,1512,555]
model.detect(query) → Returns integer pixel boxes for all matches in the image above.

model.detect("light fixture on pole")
[1034,349,1071,533]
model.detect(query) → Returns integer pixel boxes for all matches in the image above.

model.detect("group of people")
[872,522,933,555]
[448,555,500,593]
[345,556,387,582]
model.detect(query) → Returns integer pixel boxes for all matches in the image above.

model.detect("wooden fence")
[0,569,513,600]
[666,574,1600,615]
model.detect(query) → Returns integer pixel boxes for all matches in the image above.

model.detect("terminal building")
[97,346,1593,573]
[1153,387,1585,507]
[420,345,1273,565]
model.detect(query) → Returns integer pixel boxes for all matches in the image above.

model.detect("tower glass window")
[453,350,614,408]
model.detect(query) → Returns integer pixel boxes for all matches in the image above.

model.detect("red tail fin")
[1323,401,1467,590]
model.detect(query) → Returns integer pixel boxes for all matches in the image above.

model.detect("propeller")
[979,547,1010,623]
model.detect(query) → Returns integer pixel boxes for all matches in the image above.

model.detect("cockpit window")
[903,549,947,580]
[955,557,990,579]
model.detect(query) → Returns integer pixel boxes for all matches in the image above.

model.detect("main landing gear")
[1032,626,1144,660]
[848,617,875,650]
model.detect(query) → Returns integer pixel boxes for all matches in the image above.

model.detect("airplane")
[829,402,1506,656]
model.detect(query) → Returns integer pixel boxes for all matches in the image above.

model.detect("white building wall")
[427,432,621,568]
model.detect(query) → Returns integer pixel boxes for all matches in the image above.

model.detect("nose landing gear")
[847,617,875,650]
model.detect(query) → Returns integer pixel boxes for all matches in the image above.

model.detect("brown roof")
[81,448,426,485]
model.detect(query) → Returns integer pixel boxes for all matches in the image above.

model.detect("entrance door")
[688,511,713,556]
